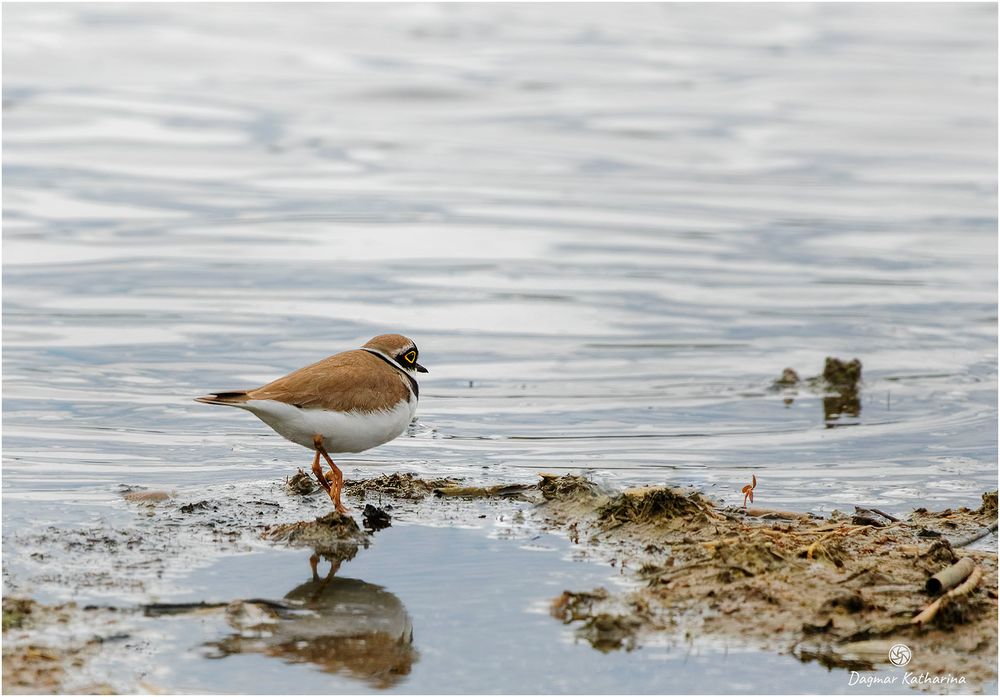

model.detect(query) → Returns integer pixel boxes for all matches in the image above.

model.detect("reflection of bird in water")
[207,554,416,688]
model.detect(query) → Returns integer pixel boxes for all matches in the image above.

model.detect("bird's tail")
[195,391,251,406]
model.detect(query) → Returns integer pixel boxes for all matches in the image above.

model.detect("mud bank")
[3,474,997,693]
[533,478,998,688]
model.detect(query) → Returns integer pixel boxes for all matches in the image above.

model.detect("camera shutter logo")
[888,644,912,667]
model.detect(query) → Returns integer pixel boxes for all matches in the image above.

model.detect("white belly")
[240,398,416,453]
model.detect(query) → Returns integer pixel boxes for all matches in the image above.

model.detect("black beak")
[415,362,428,373]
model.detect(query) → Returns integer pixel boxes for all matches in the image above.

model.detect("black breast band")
[362,349,419,399]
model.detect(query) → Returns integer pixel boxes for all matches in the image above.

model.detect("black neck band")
[362,349,419,399]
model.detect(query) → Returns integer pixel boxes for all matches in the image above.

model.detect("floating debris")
[772,357,863,421]
[771,368,801,388]
[820,357,863,391]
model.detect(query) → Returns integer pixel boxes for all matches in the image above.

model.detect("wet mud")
[534,477,998,687]
[2,598,121,695]
[3,473,997,693]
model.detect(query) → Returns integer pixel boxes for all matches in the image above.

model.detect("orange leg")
[312,435,347,514]
[309,447,332,497]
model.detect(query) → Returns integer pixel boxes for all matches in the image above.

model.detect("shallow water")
[58,526,908,696]
[2,3,997,693]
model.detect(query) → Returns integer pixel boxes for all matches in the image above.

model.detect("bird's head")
[363,334,428,374]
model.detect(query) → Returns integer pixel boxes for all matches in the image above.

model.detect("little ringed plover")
[196,334,427,513]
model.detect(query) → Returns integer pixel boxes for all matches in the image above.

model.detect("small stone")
[362,504,391,532]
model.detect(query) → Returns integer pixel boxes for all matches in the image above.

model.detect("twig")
[744,507,811,521]
[950,520,999,549]
[802,525,873,559]
[912,565,983,627]
[870,507,901,523]
[836,566,876,584]
[654,561,714,585]
[853,506,901,523]
[853,507,890,527]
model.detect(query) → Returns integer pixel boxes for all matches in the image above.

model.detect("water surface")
[3,3,997,693]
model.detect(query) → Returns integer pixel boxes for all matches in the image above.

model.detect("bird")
[195,334,427,514]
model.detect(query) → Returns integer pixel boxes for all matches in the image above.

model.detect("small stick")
[654,561,714,585]
[926,557,975,595]
[802,525,873,559]
[870,507,901,523]
[837,566,875,584]
[701,536,742,550]
[853,506,901,523]
[912,565,983,627]
[744,507,811,521]
[950,520,999,549]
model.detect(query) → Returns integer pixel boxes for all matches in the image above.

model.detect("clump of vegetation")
[3,598,35,632]
[772,357,863,420]
[538,474,602,501]
[264,512,367,557]
[820,357,862,390]
[979,490,998,518]
[285,469,316,495]
[773,357,862,393]
[598,486,713,526]
[343,472,459,500]
[771,367,801,388]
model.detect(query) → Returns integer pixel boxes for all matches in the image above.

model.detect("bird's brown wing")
[248,349,411,412]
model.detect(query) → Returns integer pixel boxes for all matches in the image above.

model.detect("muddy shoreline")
[4,474,997,694]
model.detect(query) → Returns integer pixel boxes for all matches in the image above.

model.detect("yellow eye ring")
[404,351,417,364]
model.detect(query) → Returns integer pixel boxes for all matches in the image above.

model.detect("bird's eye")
[403,350,417,364]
